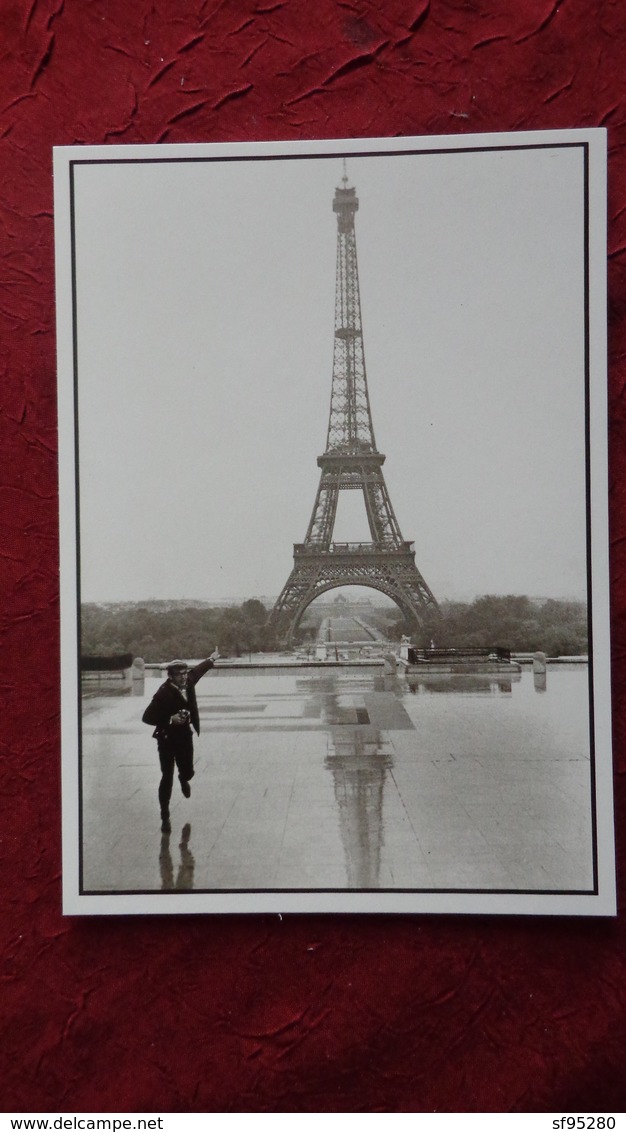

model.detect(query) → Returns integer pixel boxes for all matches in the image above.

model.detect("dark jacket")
[142,658,215,738]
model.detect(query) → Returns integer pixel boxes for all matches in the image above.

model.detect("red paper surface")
[1,0,625,1114]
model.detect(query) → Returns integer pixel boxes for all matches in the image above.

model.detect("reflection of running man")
[159,823,195,890]
[142,652,219,832]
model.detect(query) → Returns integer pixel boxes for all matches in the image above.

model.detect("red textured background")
[1,0,625,1114]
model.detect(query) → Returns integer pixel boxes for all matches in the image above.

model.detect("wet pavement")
[80,665,594,894]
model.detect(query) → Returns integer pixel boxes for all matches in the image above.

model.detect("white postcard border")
[55,129,615,917]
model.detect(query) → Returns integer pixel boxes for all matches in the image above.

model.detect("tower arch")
[285,580,420,646]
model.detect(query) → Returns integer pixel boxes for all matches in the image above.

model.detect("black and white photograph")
[55,131,614,915]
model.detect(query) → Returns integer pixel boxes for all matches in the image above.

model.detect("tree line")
[81,594,588,661]
[390,594,588,656]
[81,599,275,662]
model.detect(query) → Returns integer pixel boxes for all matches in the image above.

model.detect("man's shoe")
[161,816,171,834]
[180,778,191,798]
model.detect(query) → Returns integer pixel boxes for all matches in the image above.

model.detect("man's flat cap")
[167,659,189,673]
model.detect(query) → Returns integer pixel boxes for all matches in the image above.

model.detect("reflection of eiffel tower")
[325,727,392,889]
[270,166,438,644]
[307,676,393,888]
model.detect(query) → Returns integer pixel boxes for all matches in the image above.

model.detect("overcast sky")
[71,140,589,604]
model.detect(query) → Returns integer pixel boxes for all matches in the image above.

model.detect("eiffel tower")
[270,166,438,644]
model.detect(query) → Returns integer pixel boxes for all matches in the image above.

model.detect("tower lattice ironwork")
[270,168,438,643]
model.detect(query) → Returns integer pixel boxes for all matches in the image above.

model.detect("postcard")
[54,130,614,915]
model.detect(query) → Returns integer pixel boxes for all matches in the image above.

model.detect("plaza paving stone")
[79,664,594,895]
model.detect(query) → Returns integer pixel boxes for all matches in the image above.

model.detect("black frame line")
[69,161,86,896]
[67,140,598,901]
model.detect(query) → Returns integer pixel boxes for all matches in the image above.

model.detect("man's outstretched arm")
[188,647,220,686]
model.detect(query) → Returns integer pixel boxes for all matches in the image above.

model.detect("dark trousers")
[157,730,194,817]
